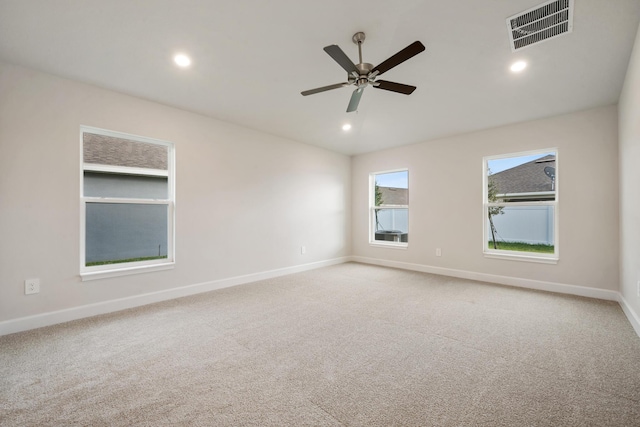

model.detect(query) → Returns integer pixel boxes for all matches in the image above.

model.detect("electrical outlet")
[436,248,442,257]
[301,246,306,255]
[25,278,40,295]
[637,280,640,298]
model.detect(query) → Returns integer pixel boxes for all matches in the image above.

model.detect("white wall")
[352,105,619,292]
[619,23,640,323]
[0,62,351,324]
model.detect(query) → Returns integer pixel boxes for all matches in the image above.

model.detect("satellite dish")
[544,166,555,180]
[544,166,556,191]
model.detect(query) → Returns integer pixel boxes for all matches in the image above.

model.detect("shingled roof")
[378,187,408,205]
[490,154,555,196]
[83,132,167,170]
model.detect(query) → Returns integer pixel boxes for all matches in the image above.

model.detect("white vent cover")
[507,0,574,51]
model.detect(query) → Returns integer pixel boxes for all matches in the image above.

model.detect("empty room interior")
[2,0,640,425]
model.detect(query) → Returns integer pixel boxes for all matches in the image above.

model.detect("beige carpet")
[1,262,639,426]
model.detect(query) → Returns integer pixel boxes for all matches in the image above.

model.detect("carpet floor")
[1,262,639,426]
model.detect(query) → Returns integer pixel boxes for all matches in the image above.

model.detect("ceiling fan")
[301,32,425,113]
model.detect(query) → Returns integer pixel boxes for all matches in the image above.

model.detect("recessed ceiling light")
[342,124,352,131]
[510,60,527,73]
[174,54,191,68]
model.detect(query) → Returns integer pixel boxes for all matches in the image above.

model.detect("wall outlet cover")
[25,278,40,295]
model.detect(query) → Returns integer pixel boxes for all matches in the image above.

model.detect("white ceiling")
[0,0,638,155]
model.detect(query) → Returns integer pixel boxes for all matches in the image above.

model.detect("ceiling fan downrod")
[353,32,365,64]
[352,32,374,88]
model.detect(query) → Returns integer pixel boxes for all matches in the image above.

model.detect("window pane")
[86,203,168,266]
[374,208,408,242]
[375,171,408,206]
[84,172,168,199]
[83,132,168,170]
[487,205,554,253]
[487,152,556,202]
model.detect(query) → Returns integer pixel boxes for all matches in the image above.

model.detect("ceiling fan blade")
[324,45,359,76]
[373,80,417,95]
[371,41,425,76]
[346,87,364,112]
[301,82,351,96]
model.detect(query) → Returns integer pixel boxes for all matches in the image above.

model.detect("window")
[80,126,175,280]
[484,149,558,262]
[370,169,409,247]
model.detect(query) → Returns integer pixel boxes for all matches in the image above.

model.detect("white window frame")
[369,168,409,249]
[80,126,176,281]
[483,148,558,264]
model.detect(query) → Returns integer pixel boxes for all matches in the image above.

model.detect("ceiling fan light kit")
[301,32,425,112]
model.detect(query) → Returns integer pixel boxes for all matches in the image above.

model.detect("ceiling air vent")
[506,0,574,51]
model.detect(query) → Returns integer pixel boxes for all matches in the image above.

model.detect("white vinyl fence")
[488,205,554,245]
[375,208,408,233]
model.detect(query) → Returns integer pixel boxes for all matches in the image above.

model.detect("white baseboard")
[618,294,640,338]
[0,257,349,336]
[351,256,620,301]
[4,256,639,340]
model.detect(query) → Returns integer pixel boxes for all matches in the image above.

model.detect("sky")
[487,152,554,174]
[375,171,408,188]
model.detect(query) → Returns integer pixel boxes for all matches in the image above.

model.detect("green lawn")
[488,241,554,253]
[86,255,168,267]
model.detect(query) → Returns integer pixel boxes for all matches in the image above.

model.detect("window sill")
[484,251,557,264]
[81,262,175,281]
[369,242,408,250]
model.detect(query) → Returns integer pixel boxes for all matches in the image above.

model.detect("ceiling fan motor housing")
[356,63,374,87]
[356,63,373,74]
